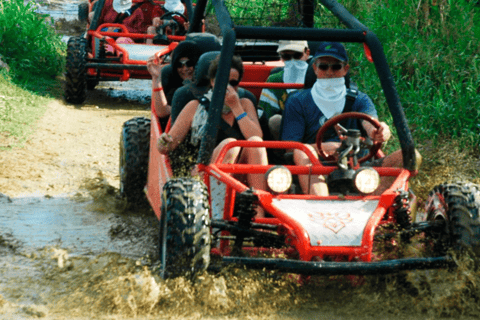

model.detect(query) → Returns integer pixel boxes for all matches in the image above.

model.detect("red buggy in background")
[65,0,202,104]
[120,0,480,279]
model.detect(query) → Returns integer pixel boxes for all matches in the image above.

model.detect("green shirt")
[258,70,291,120]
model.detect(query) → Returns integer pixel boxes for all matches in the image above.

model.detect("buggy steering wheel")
[158,11,189,35]
[315,112,383,163]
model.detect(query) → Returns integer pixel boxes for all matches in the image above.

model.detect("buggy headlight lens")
[266,166,292,193]
[354,168,380,194]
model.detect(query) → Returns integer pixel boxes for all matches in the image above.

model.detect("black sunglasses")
[280,52,303,61]
[229,79,240,86]
[316,63,344,71]
[176,59,195,68]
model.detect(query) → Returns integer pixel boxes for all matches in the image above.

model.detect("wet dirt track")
[1,1,480,319]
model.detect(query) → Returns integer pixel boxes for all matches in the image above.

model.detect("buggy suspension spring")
[232,189,258,255]
[392,190,413,242]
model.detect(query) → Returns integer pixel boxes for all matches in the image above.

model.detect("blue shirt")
[281,88,378,144]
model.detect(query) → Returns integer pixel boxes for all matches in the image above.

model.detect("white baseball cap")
[164,0,185,14]
[112,0,132,13]
[277,40,308,53]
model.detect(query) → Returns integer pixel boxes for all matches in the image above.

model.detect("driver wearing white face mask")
[282,42,401,196]
[258,40,310,140]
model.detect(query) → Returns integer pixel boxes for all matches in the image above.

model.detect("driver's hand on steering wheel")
[372,122,391,143]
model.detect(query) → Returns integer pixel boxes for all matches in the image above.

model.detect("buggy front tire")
[159,178,211,279]
[119,117,151,206]
[65,36,87,104]
[425,182,480,257]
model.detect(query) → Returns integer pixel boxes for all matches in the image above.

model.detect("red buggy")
[65,0,201,104]
[120,0,480,279]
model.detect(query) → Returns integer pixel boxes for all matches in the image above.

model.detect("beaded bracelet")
[235,112,247,121]
[153,87,163,92]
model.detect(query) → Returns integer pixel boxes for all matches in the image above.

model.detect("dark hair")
[207,55,244,82]
[162,41,201,104]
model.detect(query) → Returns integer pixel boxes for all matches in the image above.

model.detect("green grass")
[0,73,51,149]
[0,0,65,81]
[0,0,65,148]
[346,0,480,151]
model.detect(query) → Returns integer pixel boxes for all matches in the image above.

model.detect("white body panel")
[272,199,379,247]
[117,44,168,61]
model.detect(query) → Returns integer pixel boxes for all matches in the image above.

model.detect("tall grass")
[346,0,480,150]
[0,0,63,147]
[0,0,65,81]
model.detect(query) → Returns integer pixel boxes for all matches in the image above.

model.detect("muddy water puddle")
[1,195,137,256]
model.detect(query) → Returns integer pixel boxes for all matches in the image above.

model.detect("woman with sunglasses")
[157,55,268,215]
[282,42,396,196]
[147,41,201,129]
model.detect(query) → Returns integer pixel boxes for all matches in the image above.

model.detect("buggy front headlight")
[266,166,292,193]
[354,168,380,194]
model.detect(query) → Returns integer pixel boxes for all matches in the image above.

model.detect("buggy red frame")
[65,0,203,104]
[120,0,480,279]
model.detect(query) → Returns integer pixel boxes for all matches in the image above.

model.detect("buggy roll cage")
[190,0,417,172]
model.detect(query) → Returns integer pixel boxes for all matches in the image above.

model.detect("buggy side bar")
[222,256,456,276]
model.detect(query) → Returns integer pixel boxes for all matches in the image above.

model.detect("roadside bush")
[338,0,479,150]
[0,0,65,80]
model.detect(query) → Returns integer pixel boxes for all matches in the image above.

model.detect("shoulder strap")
[343,83,358,113]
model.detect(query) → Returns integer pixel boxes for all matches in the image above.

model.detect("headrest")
[185,33,221,56]
[193,51,221,87]
[304,59,317,89]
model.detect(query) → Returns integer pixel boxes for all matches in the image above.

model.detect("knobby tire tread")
[65,36,87,104]
[119,117,151,205]
[426,181,480,257]
[160,178,211,278]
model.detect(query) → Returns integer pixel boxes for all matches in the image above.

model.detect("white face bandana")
[283,60,308,93]
[310,77,347,119]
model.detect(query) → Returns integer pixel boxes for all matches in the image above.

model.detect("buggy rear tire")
[159,178,211,279]
[78,2,89,22]
[119,117,151,206]
[65,36,87,104]
[425,182,480,257]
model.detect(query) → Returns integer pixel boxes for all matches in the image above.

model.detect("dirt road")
[0,93,149,197]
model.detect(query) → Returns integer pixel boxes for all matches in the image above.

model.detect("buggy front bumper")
[221,256,455,275]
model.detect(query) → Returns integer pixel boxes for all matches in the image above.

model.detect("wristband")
[235,112,247,121]
[153,87,163,92]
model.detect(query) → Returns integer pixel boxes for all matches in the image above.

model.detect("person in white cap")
[163,0,185,14]
[88,0,144,34]
[258,40,310,140]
